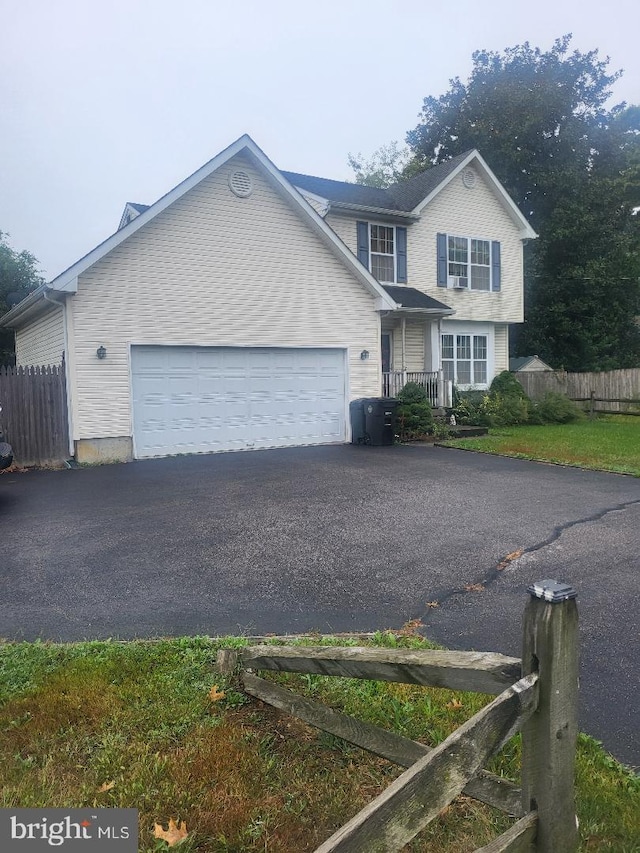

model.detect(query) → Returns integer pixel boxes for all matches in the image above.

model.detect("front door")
[381,334,391,374]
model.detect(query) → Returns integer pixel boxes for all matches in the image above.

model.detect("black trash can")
[349,399,367,444]
[353,398,398,446]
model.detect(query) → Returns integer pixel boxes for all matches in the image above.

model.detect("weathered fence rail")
[0,363,68,467]
[515,368,640,413]
[218,581,579,852]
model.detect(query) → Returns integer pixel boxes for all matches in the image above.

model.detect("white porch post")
[401,317,407,388]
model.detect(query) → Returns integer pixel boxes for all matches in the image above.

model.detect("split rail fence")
[515,368,640,415]
[218,583,579,852]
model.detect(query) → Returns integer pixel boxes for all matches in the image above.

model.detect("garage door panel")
[131,346,346,458]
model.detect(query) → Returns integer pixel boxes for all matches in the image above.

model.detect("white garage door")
[131,346,347,459]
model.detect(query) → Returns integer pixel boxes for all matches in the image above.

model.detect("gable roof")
[281,172,404,211]
[283,151,537,238]
[118,201,151,231]
[9,135,397,314]
[510,355,554,372]
[282,156,471,214]
[386,152,473,211]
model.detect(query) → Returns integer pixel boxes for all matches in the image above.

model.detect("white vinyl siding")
[494,324,509,374]
[390,320,424,371]
[408,169,525,323]
[325,213,358,254]
[15,306,65,367]
[68,152,380,441]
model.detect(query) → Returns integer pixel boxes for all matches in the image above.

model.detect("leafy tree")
[400,35,640,370]
[347,141,410,188]
[0,231,45,365]
[405,35,636,227]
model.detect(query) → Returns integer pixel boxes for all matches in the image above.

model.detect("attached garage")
[131,345,347,458]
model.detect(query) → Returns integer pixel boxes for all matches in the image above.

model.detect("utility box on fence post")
[521,580,579,852]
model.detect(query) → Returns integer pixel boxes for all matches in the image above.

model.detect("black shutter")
[396,227,407,283]
[357,221,369,268]
[437,233,448,287]
[491,241,501,291]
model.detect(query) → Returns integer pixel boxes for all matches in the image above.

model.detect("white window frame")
[369,223,397,283]
[447,235,492,291]
[440,322,494,390]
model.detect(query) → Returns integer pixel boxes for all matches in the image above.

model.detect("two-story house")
[0,135,535,462]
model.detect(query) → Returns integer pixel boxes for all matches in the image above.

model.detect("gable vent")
[229,170,253,197]
[462,169,476,189]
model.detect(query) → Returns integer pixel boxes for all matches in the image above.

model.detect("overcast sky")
[1,0,638,280]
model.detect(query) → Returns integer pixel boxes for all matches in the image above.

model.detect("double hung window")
[370,225,395,282]
[357,221,407,284]
[448,236,491,290]
[437,233,500,291]
[442,333,488,387]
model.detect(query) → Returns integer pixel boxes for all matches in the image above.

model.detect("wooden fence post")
[589,390,596,419]
[216,649,239,676]
[521,580,579,852]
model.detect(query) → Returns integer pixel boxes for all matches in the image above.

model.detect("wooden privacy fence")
[218,581,579,852]
[0,363,69,467]
[515,368,640,414]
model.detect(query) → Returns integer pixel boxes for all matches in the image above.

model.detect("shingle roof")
[282,151,474,214]
[386,152,473,211]
[382,286,452,311]
[280,172,402,210]
[509,355,553,371]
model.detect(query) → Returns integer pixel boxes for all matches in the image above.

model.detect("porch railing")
[382,371,452,408]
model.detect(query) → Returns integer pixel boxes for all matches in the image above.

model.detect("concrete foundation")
[75,436,133,464]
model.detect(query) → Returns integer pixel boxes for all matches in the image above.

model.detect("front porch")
[382,370,452,407]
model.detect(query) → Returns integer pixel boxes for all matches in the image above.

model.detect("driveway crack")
[418,497,640,622]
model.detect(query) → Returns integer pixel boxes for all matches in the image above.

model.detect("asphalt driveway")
[1,444,639,770]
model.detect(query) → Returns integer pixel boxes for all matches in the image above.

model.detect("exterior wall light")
[96,346,107,360]
[360,350,370,361]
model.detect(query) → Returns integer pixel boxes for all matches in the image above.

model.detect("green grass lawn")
[441,416,640,476]
[1,636,638,852]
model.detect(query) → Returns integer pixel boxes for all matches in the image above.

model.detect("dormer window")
[356,221,407,284]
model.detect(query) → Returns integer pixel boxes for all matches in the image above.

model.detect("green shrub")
[489,370,528,399]
[531,392,584,424]
[452,388,530,427]
[483,392,531,426]
[451,391,487,426]
[396,382,434,440]
[397,381,428,404]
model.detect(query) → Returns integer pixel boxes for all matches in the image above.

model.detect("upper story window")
[437,233,501,292]
[370,225,395,282]
[357,221,407,284]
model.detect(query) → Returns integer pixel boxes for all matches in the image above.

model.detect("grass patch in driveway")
[440,416,640,476]
[1,636,639,851]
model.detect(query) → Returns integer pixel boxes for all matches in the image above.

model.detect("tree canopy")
[351,35,640,370]
[347,141,410,189]
[0,231,45,365]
